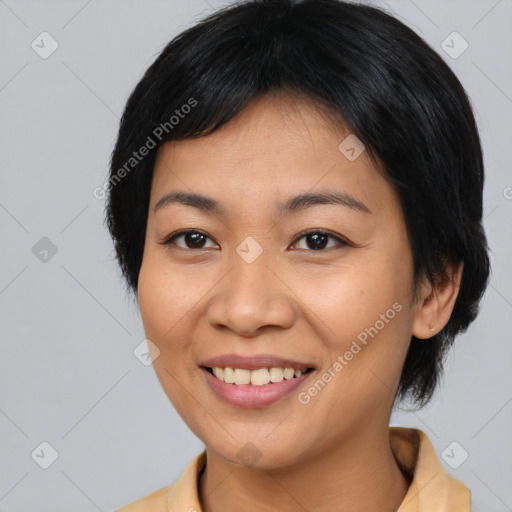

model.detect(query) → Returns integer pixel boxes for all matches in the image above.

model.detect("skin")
[137,93,463,512]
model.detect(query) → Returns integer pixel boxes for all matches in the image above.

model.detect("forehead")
[150,94,396,217]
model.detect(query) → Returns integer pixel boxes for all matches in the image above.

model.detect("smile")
[200,365,315,408]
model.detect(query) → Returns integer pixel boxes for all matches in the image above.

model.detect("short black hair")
[105,0,490,407]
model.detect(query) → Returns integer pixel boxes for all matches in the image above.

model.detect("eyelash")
[158,228,351,252]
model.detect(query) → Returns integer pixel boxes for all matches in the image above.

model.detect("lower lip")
[201,367,314,408]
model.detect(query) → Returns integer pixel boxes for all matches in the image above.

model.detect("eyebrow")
[154,190,371,216]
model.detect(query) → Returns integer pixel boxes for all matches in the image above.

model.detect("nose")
[205,245,296,337]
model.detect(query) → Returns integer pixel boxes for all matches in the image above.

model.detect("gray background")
[0,0,511,510]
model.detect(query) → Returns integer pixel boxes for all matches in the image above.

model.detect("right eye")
[158,229,219,250]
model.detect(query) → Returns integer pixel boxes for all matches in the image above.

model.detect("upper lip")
[200,354,315,371]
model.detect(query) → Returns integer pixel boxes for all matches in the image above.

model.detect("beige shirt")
[117,427,471,511]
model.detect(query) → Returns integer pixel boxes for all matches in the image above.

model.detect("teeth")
[223,367,235,384]
[251,368,270,386]
[234,369,251,385]
[269,367,284,382]
[283,368,295,380]
[212,367,224,380]
[211,366,309,385]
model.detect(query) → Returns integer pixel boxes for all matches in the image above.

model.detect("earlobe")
[412,261,464,339]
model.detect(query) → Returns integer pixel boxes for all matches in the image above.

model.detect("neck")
[198,426,411,512]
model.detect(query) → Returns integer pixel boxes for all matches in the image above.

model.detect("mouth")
[199,357,316,408]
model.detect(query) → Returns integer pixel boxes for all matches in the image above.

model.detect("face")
[138,93,419,469]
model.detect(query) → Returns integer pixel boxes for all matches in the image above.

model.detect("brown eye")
[159,230,218,250]
[292,229,349,251]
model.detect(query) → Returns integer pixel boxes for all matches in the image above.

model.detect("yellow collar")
[389,427,470,511]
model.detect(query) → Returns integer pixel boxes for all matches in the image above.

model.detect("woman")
[107,0,490,510]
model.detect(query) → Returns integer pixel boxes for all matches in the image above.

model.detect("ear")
[412,261,464,339]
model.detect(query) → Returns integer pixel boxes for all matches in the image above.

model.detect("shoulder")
[115,484,172,512]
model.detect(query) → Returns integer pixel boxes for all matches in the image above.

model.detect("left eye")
[291,229,348,251]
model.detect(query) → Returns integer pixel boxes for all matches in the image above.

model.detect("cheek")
[299,254,413,403]
[303,257,411,346]
[138,252,201,343]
